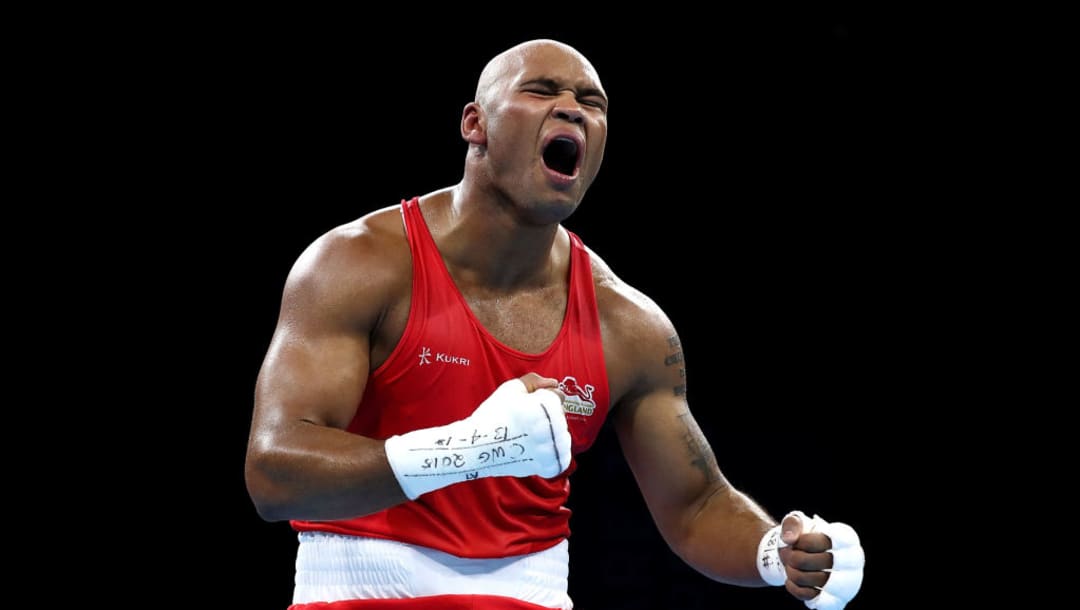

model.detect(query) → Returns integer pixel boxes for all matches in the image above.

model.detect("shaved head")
[474,39,602,109]
[457,37,609,221]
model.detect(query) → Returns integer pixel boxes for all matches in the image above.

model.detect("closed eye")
[521,78,606,105]
[580,98,606,110]
[523,89,606,112]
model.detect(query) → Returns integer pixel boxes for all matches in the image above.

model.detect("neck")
[424,181,564,289]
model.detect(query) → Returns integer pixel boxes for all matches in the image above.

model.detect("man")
[245,38,864,609]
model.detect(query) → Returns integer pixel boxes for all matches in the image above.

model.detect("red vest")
[291,197,611,558]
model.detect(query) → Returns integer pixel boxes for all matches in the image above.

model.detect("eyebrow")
[521,77,608,102]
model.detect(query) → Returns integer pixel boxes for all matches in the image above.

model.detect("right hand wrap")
[384,379,572,500]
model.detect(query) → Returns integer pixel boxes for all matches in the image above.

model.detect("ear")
[461,102,487,146]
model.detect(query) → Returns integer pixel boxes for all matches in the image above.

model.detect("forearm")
[675,483,778,587]
[247,376,569,522]
[246,421,406,522]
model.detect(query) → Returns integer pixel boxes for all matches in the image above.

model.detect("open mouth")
[542,136,581,178]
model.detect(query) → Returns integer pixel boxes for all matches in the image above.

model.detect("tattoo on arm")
[665,337,722,485]
[677,412,720,484]
[664,335,686,396]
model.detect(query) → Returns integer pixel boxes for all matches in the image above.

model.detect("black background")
[122,10,947,609]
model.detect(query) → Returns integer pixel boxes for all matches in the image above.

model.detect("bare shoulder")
[287,205,407,291]
[280,204,411,327]
[585,247,684,407]
[586,248,669,332]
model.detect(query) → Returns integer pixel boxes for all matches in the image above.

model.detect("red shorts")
[289,595,559,609]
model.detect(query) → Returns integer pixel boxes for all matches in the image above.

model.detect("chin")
[532,197,581,225]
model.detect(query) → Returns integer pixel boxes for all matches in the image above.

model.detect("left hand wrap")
[757,510,865,610]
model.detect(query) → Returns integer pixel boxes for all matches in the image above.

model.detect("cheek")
[586,130,608,170]
[488,111,533,153]
[496,104,537,134]
[484,125,533,175]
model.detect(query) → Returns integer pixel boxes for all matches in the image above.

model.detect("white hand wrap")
[762,511,864,610]
[384,379,572,500]
[756,523,788,586]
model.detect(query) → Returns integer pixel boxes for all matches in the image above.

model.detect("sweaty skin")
[246,38,841,600]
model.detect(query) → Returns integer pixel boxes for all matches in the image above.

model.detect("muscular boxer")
[245,38,865,609]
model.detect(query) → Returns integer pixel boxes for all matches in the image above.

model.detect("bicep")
[254,320,370,431]
[252,240,383,436]
[602,290,726,545]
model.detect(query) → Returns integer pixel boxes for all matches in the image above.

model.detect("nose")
[552,103,584,125]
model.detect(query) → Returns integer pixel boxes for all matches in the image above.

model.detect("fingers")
[785,576,828,602]
[781,511,832,553]
[780,511,835,602]
[780,515,866,609]
[781,512,804,545]
[518,372,560,393]
[786,531,833,553]
[781,545,832,601]
[779,547,833,572]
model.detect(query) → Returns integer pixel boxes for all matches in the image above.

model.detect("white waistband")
[293,532,572,609]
